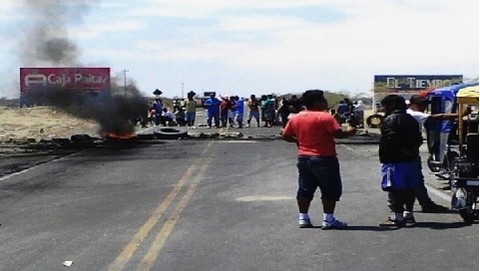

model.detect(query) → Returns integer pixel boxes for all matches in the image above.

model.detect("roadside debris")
[62,261,73,267]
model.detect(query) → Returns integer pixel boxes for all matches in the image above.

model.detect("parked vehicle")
[449,84,478,222]
[425,83,478,176]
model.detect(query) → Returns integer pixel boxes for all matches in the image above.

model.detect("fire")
[101,131,136,140]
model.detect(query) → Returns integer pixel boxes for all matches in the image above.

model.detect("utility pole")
[123,69,129,97]
[181,82,184,99]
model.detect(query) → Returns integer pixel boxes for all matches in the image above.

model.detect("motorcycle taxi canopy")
[456,84,479,157]
[427,83,478,133]
[456,85,479,104]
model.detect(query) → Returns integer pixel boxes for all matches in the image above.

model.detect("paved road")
[0,137,477,271]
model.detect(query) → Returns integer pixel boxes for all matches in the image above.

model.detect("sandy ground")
[0,106,100,142]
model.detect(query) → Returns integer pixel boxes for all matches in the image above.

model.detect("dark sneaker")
[299,219,313,228]
[403,214,416,224]
[321,218,347,230]
[379,217,406,228]
[421,202,449,213]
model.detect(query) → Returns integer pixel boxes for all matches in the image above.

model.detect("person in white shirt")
[162,107,176,126]
[353,100,365,128]
[405,95,459,212]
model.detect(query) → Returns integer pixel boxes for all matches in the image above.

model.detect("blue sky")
[0,0,478,99]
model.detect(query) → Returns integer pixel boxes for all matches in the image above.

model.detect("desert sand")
[0,106,100,142]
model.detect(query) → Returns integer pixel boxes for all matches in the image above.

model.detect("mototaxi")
[449,84,479,222]
[425,83,478,177]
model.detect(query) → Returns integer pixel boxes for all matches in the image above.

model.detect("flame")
[101,131,136,139]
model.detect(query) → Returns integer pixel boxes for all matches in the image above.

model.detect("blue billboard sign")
[374,75,463,91]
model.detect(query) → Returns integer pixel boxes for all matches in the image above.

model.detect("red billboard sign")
[20,67,111,93]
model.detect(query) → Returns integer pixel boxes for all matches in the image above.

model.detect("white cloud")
[218,15,309,32]
[130,0,477,94]
[130,0,345,18]
[0,1,23,20]
[72,21,149,38]
[130,0,478,72]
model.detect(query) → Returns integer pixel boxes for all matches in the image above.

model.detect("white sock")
[403,211,412,217]
[323,213,334,222]
[299,213,309,220]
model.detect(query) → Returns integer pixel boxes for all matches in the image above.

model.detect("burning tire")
[154,127,188,139]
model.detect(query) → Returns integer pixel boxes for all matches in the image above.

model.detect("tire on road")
[154,127,188,139]
[366,114,384,128]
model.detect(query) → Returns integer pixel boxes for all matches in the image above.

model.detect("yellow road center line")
[107,142,212,271]
[136,159,211,271]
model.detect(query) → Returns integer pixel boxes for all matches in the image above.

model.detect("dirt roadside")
[0,106,100,142]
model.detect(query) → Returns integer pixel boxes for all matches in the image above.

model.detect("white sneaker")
[322,218,347,230]
[298,219,313,228]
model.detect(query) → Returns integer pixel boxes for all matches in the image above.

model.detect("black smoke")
[27,84,150,135]
[20,0,151,135]
[20,0,93,65]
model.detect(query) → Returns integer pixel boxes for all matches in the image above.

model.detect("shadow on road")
[301,221,479,231]
[413,221,478,229]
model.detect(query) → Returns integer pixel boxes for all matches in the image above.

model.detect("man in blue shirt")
[233,96,245,128]
[203,93,221,128]
[152,98,163,126]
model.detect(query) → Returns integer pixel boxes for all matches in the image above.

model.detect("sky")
[0,0,478,99]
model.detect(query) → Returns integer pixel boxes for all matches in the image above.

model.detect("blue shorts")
[186,112,196,122]
[296,156,342,201]
[249,111,259,120]
[380,161,421,191]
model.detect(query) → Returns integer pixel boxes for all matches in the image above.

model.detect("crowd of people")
[143,91,197,127]
[333,98,365,128]
[144,92,367,129]
[202,93,281,129]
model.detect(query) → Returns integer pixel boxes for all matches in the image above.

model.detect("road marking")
[0,152,80,181]
[136,158,211,271]
[107,142,212,271]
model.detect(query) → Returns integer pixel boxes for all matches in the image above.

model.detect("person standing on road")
[152,98,163,126]
[378,95,423,227]
[228,96,236,127]
[406,95,455,212]
[203,93,221,128]
[185,91,197,128]
[234,96,245,128]
[219,96,233,128]
[278,98,291,128]
[353,100,365,128]
[267,95,277,126]
[260,95,275,127]
[247,94,260,127]
[281,89,357,229]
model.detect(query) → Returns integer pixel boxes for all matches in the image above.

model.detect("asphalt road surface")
[0,136,478,271]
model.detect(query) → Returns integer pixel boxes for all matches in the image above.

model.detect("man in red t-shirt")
[282,90,356,229]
